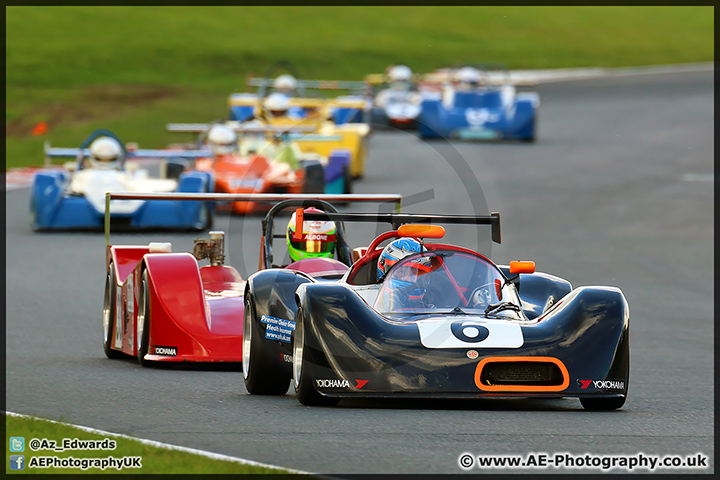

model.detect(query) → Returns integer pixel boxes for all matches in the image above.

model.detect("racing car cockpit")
[374,250,524,319]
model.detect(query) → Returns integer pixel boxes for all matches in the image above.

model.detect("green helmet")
[286,207,337,262]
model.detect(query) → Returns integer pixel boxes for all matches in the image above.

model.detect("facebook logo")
[10,455,25,470]
[10,436,25,452]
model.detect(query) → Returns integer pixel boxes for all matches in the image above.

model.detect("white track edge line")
[510,62,714,85]
[4,410,314,475]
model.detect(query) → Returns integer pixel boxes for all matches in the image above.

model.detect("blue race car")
[418,64,539,142]
[31,129,215,231]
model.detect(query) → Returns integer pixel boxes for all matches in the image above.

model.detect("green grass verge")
[6,6,714,168]
[5,413,298,475]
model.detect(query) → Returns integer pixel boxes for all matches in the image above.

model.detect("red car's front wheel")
[103,263,124,359]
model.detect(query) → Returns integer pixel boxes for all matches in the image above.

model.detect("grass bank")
[6,6,713,168]
[5,413,297,475]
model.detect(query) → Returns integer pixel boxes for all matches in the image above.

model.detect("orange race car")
[166,123,352,215]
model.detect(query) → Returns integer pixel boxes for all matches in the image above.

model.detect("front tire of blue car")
[195,203,213,231]
[293,308,340,407]
[103,263,124,359]
[242,293,291,395]
[520,114,537,143]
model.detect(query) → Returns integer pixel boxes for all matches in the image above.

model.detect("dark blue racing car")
[242,211,629,410]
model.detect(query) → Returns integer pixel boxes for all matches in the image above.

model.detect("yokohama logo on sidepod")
[578,379,625,390]
[316,379,368,389]
[153,346,177,356]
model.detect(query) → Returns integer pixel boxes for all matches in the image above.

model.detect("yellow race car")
[227,65,371,178]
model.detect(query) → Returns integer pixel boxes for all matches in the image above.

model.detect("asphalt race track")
[5,69,714,475]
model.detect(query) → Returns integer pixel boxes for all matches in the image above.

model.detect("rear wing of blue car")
[44,143,213,167]
[300,211,502,244]
[44,147,213,159]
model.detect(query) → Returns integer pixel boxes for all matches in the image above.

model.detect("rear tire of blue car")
[293,308,340,407]
[136,270,156,368]
[103,263,124,359]
[165,160,189,180]
[242,293,291,395]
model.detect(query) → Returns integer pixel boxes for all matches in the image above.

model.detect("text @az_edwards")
[28,437,116,452]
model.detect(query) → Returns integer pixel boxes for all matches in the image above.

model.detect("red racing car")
[102,192,401,366]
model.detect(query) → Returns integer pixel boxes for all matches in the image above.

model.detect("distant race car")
[418,64,539,142]
[165,122,354,214]
[32,129,214,231]
[227,62,371,178]
[363,66,425,129]
[228,61,369,126]
[102,192,402,366]
[243,211,630,410]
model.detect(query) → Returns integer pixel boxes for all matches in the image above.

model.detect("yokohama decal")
[153,346,177,356]
[578,379,625,391]
[316,379,368,389]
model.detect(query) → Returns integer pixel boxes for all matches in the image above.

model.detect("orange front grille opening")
[474,356,569,392]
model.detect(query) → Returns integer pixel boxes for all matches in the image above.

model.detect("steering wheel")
[390,286,435,311]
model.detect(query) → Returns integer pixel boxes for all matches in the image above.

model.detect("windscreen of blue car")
[373,250,522,318]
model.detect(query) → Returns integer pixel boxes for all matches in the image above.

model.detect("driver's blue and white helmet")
[377,237,426,283]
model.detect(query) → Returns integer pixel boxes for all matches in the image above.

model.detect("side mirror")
[509,260,535,274]
[352,247,367,263]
